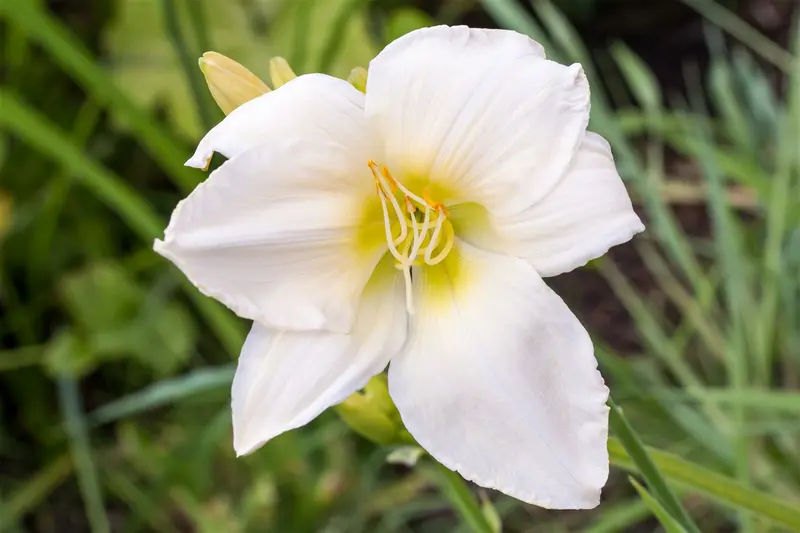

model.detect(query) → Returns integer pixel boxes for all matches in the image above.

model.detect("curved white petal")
[186,73,370,170]
[365,25,588,216]
[156,135,384,332]
[389,241,609,509]
[233,261,407,455]
[487,132,644,276]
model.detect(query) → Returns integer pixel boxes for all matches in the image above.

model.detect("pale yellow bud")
[198,52,270,115]
[347,67,368,93]
[268,57,297,88]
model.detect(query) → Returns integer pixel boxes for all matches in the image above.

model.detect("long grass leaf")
[57,378,110,533]
[680,0,793,72]
[424,462,495,533]
[162,0,216,130]
[88,366,234,425]
[608,437,800,530]
[628,478,689,533]
[609,400,701,533]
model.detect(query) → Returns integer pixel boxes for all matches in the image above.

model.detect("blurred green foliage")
[1,0,799,532]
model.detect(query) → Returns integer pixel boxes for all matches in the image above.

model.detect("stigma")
[368,160,454,314]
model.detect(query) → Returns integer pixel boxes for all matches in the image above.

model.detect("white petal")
[156,135,384,333]
[365,25,588,216]
[389,241,609,509]
[233,261,407,455]
[487,132,644,276]
[186,74,369,170]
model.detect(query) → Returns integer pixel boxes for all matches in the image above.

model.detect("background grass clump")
[1,0,798,532]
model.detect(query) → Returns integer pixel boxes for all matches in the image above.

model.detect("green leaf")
[87,365,234,426]
[58,262,197,375]
[609,400,701,533]
[424,462,495,533]
[628,477,689,533]
[609,438,800,530]
[479,493,502,533]
[43,329,95,378]
[57,378,110,533]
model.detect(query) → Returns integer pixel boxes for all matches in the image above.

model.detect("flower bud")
[198,52,270,115]
[347,67,367,93]
[268,57,298,88]
[335,374,401,445]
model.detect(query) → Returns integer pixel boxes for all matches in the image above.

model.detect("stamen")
[423,187,449,215]
[425,217,455,265]
[378,193,407,264]
[369,161,407,246]
[423,208,446,264]
[368,160,456,313]
[408,206,431,264]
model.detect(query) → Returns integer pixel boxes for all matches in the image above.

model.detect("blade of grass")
[57,378,110,533]
[683,70,754,531]
[317,0,366,73]
[162,0,216,131]
[533,0,709,300]
[609,41,708,288]
[628,477,689,533]
[479,0,553,51]
[423,461,495,533]
[0,345,44,371]
[657,388,800,413]
[28,101,101,287]
[0,454,72,524]
[101,466,173,532]
[597,345,732,463]
[680,0,793,72]
[608,437,800,530]
[577,498,651,533]
[0,0,198,192]
[637,242,726,362]
[531,0,608,109]
[185,0,211,52]
[759,29,800,383]
[609,399,701,533]
[291,0,313,72]
[0,89,244,355]
[87,365,235,426]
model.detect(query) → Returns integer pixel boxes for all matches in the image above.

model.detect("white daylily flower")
[155,26,644,509]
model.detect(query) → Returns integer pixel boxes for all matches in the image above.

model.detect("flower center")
[368,160,455,314]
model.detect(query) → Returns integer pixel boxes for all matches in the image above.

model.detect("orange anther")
[422,188,449,216]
